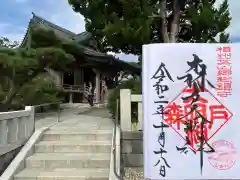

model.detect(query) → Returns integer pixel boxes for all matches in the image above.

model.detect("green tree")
[18,74,66,107]
[0,37,19,100]
[107,77,141,119]
[0,27,75,108]
[68,0,231,55]
[0,37,19,48]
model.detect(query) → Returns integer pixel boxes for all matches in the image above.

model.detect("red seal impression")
[208,140,237,170]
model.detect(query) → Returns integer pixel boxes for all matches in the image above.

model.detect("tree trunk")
[1,87,19,106]
[0,86,19,111]
[160,0,169,43]
[170,0,180,43]
[160,0,180,43]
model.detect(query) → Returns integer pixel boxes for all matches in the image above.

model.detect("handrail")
[113,99,122,180]
[33,102,61,108]
[47,84,87,91]
[33,102,61,132]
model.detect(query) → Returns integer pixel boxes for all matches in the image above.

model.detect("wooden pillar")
[60,72,63,85]
[80,68,84,85]
[69,93,73,103]
[93,69,101,104]
[101,79,107,103]
[74,70,77,85]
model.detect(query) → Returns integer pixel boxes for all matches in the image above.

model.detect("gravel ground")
[123,167,144,180]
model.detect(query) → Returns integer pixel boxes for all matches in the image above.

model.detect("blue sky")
[0,0,239,61]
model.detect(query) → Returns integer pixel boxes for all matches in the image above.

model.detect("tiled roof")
[74,32,92,42]
[32,14,76,37]
[21,13,108,57]
[20,13,141,74]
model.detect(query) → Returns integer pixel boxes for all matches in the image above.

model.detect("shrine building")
[20,13,140,104]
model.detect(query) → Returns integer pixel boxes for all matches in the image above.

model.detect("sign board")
[142,43,240,179]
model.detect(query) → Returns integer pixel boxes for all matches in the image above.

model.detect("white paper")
[143,43,240,179]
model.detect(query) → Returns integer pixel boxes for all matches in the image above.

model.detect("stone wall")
[0,106,35,176]
[121,131,143,167]
[121,131,144,179]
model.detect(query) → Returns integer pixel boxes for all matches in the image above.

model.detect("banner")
[143,43,239,179]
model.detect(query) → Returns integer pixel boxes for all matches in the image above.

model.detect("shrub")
[107,78,141,123]
[19,74,65,109]
[1,73,66,111]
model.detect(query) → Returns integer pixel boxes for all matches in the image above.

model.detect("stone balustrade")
[120,89,142,131]
[120,89,144,174]
[0,106,35,156]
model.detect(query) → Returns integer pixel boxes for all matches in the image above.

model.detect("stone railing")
[0,106,35,156]
[120,89,143,131]
[120,89,143,173]
[54,84,86,93]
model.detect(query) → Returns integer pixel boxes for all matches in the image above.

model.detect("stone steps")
[14,119,113,180]
[35,140,112,153]
[26,153,111,169]
[14,168,109,180]
[49,125,113,130]
[44,130,112,134]
[42,130,112,141]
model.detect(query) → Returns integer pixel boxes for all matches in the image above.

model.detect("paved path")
[35,106,111,129]
[78,107,112,118]
[35,106,92,129]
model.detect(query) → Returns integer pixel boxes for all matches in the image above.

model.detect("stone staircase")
[13,118,113,180]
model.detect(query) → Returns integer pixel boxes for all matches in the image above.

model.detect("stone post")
[120,89,132,131]
[25,106,35,136]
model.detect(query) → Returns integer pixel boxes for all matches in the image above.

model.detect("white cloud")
[0,23,25,41]
[117,54,138,62]
[34,1,85,34]
[107,52,138,62]
[1,0,86,42]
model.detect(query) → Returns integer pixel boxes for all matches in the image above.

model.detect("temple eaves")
[19,12,141,74]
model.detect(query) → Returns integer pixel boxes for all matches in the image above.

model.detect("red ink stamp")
[208,140,237,170]
[216,46,232,98]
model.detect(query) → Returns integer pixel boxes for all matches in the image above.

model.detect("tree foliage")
[0,37,19,48]
[5,73,66,110]
[69,0,231,55]
[107,78,141,120]
[19,74,66,107]
[0,27,75,108]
